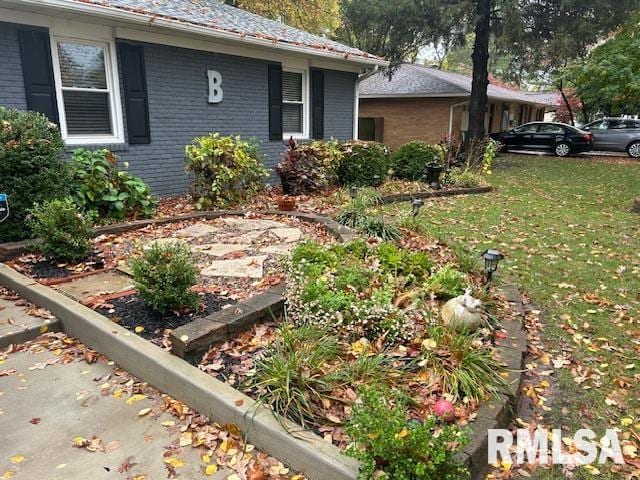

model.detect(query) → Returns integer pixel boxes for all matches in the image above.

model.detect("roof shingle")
[360,64,556,105]
[63,0,384,63]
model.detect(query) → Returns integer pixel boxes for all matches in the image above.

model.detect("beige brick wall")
[359,97,545,149]
[359,97,463,149]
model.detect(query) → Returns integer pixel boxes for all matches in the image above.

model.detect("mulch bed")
[13,252,106,280]
[101,292,235,342]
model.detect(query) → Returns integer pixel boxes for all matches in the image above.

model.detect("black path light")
[411,198,424,217]
[481,249,504,282]
[349,185,358,199]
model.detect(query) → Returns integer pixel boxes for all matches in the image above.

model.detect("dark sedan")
[490,122,593,157]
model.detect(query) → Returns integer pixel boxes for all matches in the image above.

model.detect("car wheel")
[627,141,640,158]
[554,142,571,157]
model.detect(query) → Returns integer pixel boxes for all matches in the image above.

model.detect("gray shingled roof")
[63,0,384,64]
[360,64,555,105]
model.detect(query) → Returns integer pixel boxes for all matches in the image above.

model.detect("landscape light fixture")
[481,249,504,282]
[349,186,358,199]
[411,198,424,217]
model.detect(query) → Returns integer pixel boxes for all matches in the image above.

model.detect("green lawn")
[383,155,640,479]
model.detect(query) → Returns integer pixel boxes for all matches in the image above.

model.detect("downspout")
[354,65,380,140]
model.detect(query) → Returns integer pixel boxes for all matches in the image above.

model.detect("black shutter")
[119,43,151,144]
[268,64,283,141]
[311,69,324,140]
[17,28,58,123]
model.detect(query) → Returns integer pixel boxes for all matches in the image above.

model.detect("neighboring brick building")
[0,0,386,196]
[358,64,555,149]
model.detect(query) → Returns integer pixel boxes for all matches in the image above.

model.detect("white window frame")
[50,36,125,145]
[282,67,309,140]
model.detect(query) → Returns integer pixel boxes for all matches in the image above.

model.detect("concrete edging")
[457,283,528,478]
[378,186,493,204]
[0,263,360,480]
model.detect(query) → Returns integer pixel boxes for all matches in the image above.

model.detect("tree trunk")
[557,80,575,126]
[468,0,492,141]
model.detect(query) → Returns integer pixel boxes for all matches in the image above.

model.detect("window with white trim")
[52,38,124,144]
[282,69,307,138]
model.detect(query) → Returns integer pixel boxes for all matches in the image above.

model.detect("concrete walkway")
[0,291,60,348]
[0,347,231,480]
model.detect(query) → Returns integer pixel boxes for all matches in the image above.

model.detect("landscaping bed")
[194,231,521,475]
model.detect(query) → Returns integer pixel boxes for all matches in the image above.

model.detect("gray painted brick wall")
[0,22,357,196]
[0,22,27,110]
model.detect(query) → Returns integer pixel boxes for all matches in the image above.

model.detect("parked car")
[490,122,593,157]
[581,118,640,158]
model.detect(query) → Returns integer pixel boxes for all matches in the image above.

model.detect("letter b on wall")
[207,70,223,103]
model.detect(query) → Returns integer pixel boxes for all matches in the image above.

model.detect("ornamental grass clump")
[252,324,343,429]
[345,386,469,480]
[130,242,199,313]
[185,133,268,209]
[417,327,509,401]
[335,189,400,241]
[28,198,93,262]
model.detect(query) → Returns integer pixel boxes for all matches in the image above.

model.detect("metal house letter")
[207,70,223,103]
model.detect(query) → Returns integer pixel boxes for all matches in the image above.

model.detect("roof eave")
[359,93,470,99]
[17,0,388,67]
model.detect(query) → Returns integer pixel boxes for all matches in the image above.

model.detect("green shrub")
[28,198,93,262]
[276,138,342,194]
[425,265,469,299]
[0,107,69,241]
[130,242,199,313]
[444,168,485,188]
[391,141,445,180]
[185,133,268,209]
[418,327,509,401]
[69,148,156,220]
[252,324,343,429]
[336,141,390,187]
[345,386,469,480]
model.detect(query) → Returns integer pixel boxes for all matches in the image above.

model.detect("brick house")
[358,63,555,149]
[0,0,386,195]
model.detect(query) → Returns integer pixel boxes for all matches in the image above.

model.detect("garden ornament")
[440,289,484,332]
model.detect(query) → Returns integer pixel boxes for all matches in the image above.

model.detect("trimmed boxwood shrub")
[335,140,390,187]
[28,198,93,262]
[0,107,69,241]
[185,133,268,210]
[391,140,445,180]
[130,241,199,313]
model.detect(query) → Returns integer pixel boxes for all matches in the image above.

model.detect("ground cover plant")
[383,154,640,479]
[345,386,470,480]
[0,107,68,241]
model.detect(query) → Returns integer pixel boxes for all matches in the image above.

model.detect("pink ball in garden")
[433,399,456,422]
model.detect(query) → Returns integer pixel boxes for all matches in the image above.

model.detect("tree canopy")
[564,17,640,116]
[227,0,341,35]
